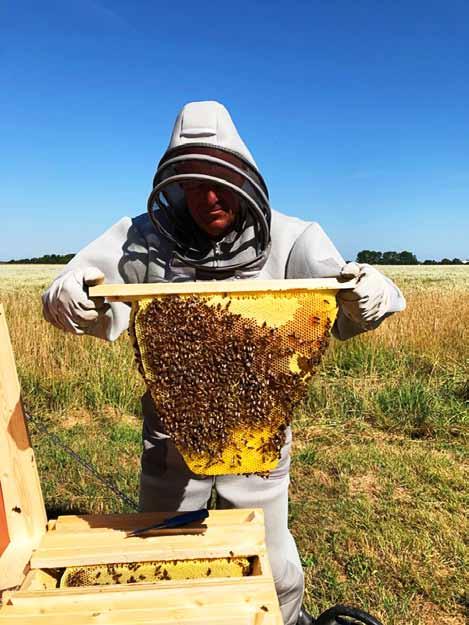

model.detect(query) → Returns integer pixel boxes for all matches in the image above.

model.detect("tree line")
[4,253,75,264]
[356,250,466,265]
[3,250,466,266]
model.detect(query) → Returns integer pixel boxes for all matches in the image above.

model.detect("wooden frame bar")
[89,278,356,301]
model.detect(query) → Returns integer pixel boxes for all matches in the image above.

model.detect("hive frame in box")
[0,304,282,625]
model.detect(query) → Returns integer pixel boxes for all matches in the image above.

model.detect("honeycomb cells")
[61,557,253,587]
[130,289,338,475]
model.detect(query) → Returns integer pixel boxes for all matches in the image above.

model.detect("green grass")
[1,265,468,624]
[290,417,467,625]
[305,335,468,441]
[30,415,141,516]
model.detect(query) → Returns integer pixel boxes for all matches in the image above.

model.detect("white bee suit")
[42,101,405,625]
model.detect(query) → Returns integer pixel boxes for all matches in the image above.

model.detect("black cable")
[25,412,139,512]
[315,604,384,625]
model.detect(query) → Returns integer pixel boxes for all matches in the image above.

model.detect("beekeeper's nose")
[207,189,220,207]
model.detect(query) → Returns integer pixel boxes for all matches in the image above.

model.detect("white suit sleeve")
[43,217,149,341]
[285,222,406,340]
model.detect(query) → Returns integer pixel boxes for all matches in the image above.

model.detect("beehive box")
[0,304,283,625]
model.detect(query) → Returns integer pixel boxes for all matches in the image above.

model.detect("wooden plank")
[0,609,280,625]
[0,607,280,625]
[3,578,282,624]
[0,305,47,591]
[52,509,263,533]
[30,509,270,580]
[35,522,264,549]
[89,277,355,301]
[0,542,31,592]
[9,577,276,606]
[31,534,266,569]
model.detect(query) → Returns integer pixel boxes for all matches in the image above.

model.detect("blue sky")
[1,0,468,261]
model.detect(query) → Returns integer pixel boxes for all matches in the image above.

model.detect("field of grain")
[0,264,467,625]
[0,263,64,290]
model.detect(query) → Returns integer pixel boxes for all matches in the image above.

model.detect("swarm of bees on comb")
[130,290,336,475]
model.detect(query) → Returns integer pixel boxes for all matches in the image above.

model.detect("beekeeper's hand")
[42,267,109,334]
[337,262,391,326]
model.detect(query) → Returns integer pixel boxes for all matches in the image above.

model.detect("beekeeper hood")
[147,101,271,275]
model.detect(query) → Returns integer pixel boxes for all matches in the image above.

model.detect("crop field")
[0,264,467,625]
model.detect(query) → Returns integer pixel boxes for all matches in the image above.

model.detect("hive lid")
[0,304,47,591]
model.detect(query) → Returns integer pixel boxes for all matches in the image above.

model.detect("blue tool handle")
[163,508,209,528]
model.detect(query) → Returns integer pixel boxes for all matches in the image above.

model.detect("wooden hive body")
[0,304,282,625]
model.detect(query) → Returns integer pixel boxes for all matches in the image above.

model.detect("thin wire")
[25,412,139,512]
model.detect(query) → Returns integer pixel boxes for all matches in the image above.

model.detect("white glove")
[337,262,391,326]
[42,267,109,334]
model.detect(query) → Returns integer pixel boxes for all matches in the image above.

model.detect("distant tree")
[423,259,437,265]
[440,258,452,265]
[451,258,462,264]
[356,250,383,264]
[397,250,418,264]
[382,251,400,264]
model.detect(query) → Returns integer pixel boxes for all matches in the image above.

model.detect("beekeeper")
[43,101,404,625]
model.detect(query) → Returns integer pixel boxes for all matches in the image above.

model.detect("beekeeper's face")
[183,180,240,239]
